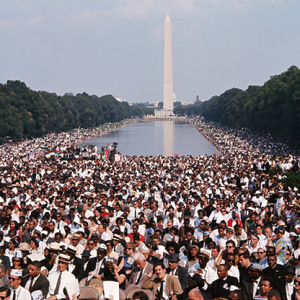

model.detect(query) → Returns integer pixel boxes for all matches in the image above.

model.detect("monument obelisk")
[163,14,174,114]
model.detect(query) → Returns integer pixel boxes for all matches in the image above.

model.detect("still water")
[81,120,220,156]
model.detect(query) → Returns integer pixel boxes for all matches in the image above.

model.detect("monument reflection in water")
[163,120,174,156]
[80,120,220,157]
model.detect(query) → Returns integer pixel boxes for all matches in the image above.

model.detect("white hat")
[27,253,45,262]
[98,244,107,252]
[48,242,61,252]
[13,250,23,259]
[58,254,71,264]
[10,269,23,277]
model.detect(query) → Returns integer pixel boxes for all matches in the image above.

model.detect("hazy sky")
[0,0,299,103]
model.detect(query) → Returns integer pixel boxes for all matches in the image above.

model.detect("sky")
[0,0,299,104]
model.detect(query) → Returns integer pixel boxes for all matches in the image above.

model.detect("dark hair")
[211,245,220,252]
[226,240,236,247]
[229,290,243,300]
[239,252,250,260]
[0,287,10,297]
[261,276,274,287]
[186,228,194,235]
[105,240,114,247]
[218,263,228,271]
[154,263,166,270]
[205,238,214,245]
[166,241,179,253]
[30,238,39,248]
[187,246,199,260]
[9,238,17,247]
[55,232,63,239]
[148,241,158,251]
[132,290,149,300]
[31,260,42,269]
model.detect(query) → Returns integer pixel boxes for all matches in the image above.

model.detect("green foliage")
[174,66,300,147]
[285,171,300,191]
[0,81,144,142]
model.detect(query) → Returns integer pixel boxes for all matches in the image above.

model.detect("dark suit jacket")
[0,255,10,272]
[22,230,33,244]
[69,256,85,281]
[262,264,285,284]
[166,265,189,290]
[211,276,240,299]
[21,274,49,298]
[84,257,106,278]
[277,282,296,300]
[242,276,262,300]
[127,262,153,286]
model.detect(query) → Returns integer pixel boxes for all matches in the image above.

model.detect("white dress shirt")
[10,285,31,300]
[48,270,79,300]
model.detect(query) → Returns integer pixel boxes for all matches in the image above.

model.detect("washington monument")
[155,14,174,117]
[163,14,174,113]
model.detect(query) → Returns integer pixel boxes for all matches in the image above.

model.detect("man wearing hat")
[84,244,107,278]
[277,265,296,300]
[101,257,127,290]
[112,233,124,256]
[18,243,30,262]
[47,254,79,300]
[71,234,85,256]
[9,269,31,300]
[64,245,84,281]
[47,242,62,275]
[166,253,189,290]
[187,251,218,299]
[81,250,91,275]
[242,263,264,300]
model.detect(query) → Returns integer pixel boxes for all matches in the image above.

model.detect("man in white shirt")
[208,204,222,224]
[215,226,227,249]
[71,234,85,257]
[225,253,240,282]
[97,224,111,241]
[55,213,68,236]
[47,254,79,300]
[130,200,141,220]
[9,269,31,300]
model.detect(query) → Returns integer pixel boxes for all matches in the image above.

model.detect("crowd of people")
[0,118,300,300]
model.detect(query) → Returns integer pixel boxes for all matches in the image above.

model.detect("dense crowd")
[0,118,299,300]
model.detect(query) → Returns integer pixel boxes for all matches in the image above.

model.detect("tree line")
[0,80,153,143]
[174,66,300,147]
